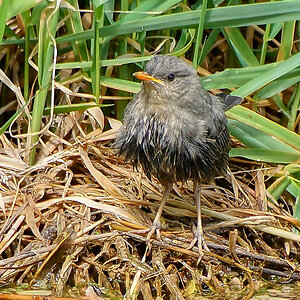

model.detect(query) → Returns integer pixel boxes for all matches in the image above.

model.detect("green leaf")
[268,176,290,201]
[269,23,282,40]
[117,0,182,23]
[193,0,207,68]
[56,0,300,43]
[258,75,300,99]
[91,0,110,7]
[277,21,295,61]
[227,105,300,151]
[56,56,153,70]
[0,0,9,45]
[224,27,259,67]
[288,181,300,200]
[43,103,112,115]
[7,0,44,19]
[30,3,60,164]
[100,76,140,93]
[229,148,300,164]
[201,64,300,90]
[293,194,300,223]
[231,51,300,98]
[228,119,298,153]
[198,28,220,66]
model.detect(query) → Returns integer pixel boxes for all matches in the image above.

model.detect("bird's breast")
[117,104,229,185]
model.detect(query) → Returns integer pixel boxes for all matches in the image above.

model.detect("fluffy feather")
[115,55,241,187]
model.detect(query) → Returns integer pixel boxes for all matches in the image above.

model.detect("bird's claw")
[146,221,161,243]
[188,227,209,263]
[131,221,162,248]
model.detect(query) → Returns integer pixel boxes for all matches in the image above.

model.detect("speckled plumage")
[115,55,240,186]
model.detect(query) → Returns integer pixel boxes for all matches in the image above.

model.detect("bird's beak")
[133,71,165,86]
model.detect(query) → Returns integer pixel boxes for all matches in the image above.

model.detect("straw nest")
[0,110,300,299]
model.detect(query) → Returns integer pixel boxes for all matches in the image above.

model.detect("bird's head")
[134,55,201,106]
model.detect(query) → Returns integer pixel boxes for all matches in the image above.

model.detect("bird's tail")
[217,93,243,111]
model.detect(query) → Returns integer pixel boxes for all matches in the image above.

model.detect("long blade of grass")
[91,2,104,104]
[268,176,291,201]
[193,0,207,68]
[224,27,259,67]
[288,83,300,131]
[198,28,220,66]
[29,2,60,164]
[258,75,300,99]
[56,1,300,43]
[7,0,43,19]
[228,119,298,153]
[260,23,271,65]
[227,105,300,151]
[56,55,153,69]
[0,0,9,45]
[229,148,300,164]
[201,63,300,90]
[100,76,140,93]
[43,103,111,115]
[277,21,295,61]
[231,51,300,98]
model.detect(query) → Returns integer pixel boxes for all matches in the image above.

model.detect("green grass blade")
[7,0,43,18]
[258,75,300,99]
[91,3,104,103]
[227,105,300,151]
[173,29,195,56]
[277,21,295,61]
[193,0,207,69]
[0,105,25,136]
[224,27,259,67]
[198,28,220,66]
[43,103,111,115]
[0,0,9,45]
[260,23,271,65]
[201,63,300,90]
[231,51,300,98]
[63,0,90,63]
[228,119,298,153]
[268,176,290,201]
[229,148,300,164]
[100,76,140,93]
[56,56,153,69]
[293,194,300,223]
[288,83,300,131]
[30,3,60,164]
[288,181,300,203]
[56,1,300,43]
[269,22,282,40]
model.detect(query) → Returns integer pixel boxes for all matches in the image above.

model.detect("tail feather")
[217,93,243,111]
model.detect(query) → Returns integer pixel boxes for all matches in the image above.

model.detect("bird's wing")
[201,94,231,154]
[216,93,243,111]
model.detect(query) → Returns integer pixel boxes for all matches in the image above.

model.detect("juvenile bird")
[115,55,242,259]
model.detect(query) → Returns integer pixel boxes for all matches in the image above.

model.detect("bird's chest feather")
[129,108,208,178]
[135,110,195,157]
[117,101,229,184]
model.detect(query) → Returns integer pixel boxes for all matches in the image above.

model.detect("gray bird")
[115,55,242,259]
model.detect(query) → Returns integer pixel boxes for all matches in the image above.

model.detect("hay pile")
[0,109,300,299]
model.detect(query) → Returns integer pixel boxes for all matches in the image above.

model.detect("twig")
[250,265,300,280]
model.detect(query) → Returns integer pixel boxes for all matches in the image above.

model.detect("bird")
[114,55,242,260]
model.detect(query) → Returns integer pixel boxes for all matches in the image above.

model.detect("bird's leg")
[189,180,209,262]
[146,183,173,242]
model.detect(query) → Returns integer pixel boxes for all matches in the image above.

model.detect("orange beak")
[133,71,165,85]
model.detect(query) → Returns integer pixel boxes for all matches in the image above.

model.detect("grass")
[0,0,299,298]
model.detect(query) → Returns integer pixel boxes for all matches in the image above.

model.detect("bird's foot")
[146,220,161,244]
[188,226,209,263]
[131,221,162,247]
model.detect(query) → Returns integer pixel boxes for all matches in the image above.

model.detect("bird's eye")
[167,73,175,82]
